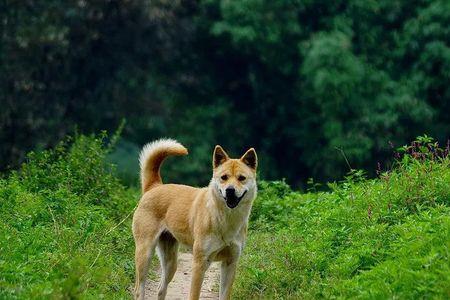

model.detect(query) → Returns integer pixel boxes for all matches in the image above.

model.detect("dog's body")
[132,139,258,300]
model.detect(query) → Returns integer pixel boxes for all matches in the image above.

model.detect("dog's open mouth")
[224,190,247,209]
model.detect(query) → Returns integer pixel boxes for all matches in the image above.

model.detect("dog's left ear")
[240,148,257,170]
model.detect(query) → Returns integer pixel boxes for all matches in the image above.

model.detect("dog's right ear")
[213,145,229,168]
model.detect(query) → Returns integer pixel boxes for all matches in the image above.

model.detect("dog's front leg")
[219,246,240,300]
[219,260,238,300]
[189,248,210,300]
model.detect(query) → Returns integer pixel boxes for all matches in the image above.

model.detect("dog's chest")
[214,213,247,246]
[218,211,243,231]
[207,235,243,262]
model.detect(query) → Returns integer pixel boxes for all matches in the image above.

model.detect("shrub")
[0,133,138,299]
[236,136,450,299]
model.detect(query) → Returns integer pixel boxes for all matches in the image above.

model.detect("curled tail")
[139,138,188,193]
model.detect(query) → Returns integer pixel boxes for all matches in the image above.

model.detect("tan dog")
[132,139,258,300]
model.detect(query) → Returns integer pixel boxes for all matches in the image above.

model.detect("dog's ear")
[213,145,229,168]
[240,148,257,170]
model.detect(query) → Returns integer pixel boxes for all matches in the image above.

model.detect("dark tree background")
[1,0,449,187]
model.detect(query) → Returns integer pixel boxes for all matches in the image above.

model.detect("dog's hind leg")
[156,231,179,300]
[133,222,161,300]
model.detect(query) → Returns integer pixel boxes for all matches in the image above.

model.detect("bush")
[1,134,449,299]
[0,133,138,299]
[236,136,450,299]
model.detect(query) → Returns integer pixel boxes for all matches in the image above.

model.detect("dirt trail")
[145,252,220,300]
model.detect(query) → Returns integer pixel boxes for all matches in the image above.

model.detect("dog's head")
[211,145,257,209]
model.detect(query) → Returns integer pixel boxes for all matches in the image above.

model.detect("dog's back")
[135,183,207,246]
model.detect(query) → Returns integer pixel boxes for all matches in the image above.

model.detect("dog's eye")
[238,175,246,181]
[221,174,228,181]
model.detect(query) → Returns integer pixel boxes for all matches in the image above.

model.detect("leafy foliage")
[1,131,449,298]
[235,136,450,298]
[0,134,137,299]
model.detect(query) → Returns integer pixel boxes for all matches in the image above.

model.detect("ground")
[145,252,220,300]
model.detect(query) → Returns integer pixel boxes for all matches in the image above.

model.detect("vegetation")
[235,136,450,299]
[1,0,449,298]
[1,0,449,186]
[1,133,448,298]
[0,133,137,299]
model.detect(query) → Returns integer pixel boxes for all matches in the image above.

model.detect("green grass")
[0,134,449,299]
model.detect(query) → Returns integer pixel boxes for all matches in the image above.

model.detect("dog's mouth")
[224,190,247,209]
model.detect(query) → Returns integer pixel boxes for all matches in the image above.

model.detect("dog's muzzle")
[224,188,247,209]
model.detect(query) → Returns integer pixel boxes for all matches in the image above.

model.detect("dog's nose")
[225,187,235,195]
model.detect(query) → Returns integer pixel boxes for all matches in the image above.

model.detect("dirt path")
[145,252,220,300]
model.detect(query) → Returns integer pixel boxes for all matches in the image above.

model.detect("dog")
[132,139,258,300]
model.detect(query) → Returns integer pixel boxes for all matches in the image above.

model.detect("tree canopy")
[1,0,449,186]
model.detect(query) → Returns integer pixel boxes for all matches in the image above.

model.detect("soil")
[144,252,220,300]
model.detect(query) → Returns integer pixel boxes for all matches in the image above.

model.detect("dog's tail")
[139,139,188,194]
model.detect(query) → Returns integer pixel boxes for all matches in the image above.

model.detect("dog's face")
[211,145,257,209]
